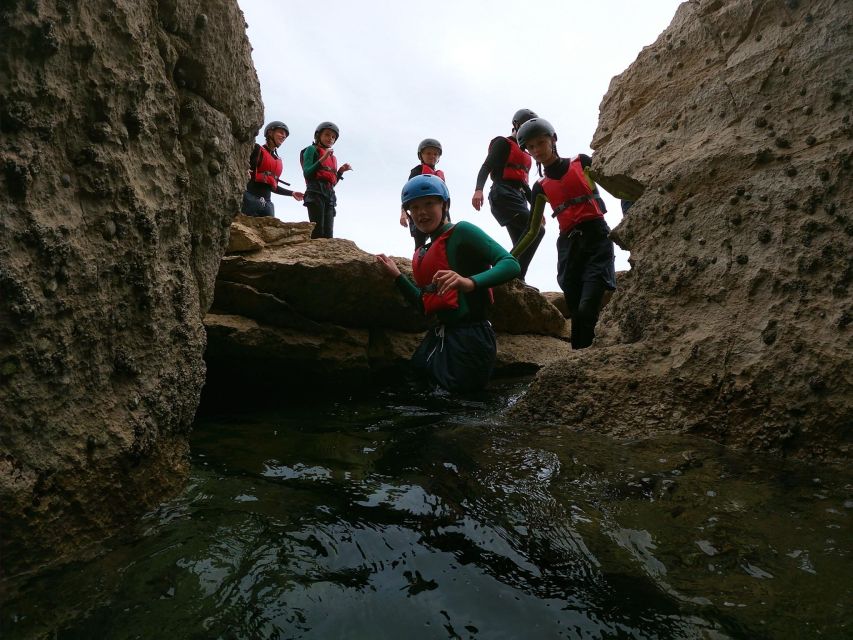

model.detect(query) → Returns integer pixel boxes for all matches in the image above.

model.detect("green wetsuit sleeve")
[511,193,546,259]
[449,222,520,288]
[394,274,425,314]
[301,145,322,179]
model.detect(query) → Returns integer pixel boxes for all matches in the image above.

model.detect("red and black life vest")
[501,137,532,183]
[412,226,459,315]
[420,164,446,181]
[310,144,338,185]
[539,156,604,234]
[253,144,283,188]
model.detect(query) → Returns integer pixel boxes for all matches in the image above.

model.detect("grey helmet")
[314,121,340,141]
[264,121,289,138]
[516,117,557,150]
[417,138,443,159]
[511,108,538,129]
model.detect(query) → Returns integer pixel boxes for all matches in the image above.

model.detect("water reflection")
[2,380,850,639]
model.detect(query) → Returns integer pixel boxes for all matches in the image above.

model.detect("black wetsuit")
[475,136,544,279]
[530,155,616,349]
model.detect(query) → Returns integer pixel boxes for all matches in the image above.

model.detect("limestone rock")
[205,216,570,394]
[512,0,852,461]
[0,0,262,574]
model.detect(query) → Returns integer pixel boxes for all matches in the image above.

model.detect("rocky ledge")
[202,215,572,399]
[510,0,852,461]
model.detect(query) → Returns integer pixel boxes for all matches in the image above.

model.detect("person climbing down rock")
[376,174,521,392]
[241,121,304,217]
[471,108,545,280]
[517,117,616,350]
[399,138,447,249]
[300,121,352,239]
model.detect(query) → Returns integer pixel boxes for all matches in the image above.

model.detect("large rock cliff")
[202,216,572,400]
[0,0,262,574]
[511,0,852,460]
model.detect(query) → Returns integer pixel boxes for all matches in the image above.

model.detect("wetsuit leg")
[569,278,606,349]
[241,192,273,217]
[557,221,616,349]
[411,323,496,392]
[323,201,335,239]
[505,213,544,280]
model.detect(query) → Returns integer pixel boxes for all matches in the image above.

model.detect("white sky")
[238,0,683,291]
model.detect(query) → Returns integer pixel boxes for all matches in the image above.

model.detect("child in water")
[377,175,521,392]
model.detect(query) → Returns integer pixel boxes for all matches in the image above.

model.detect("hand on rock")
[375,253,401,278]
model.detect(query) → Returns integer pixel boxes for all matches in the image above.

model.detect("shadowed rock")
[0,0,262,575]
[511,0,852,461]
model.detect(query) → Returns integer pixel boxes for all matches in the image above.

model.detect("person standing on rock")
[399,138,447,249]
[376,175,521,392]
[471,108,545,281]
[241,121,305,217]
[300,121,352,239]
[516,117,616,350]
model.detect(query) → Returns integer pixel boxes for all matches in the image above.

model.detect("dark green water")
[3,379,851,639]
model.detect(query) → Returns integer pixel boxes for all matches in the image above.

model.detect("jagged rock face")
[0,1,262,574]
[203,216,571,397]
[512,0,851,460]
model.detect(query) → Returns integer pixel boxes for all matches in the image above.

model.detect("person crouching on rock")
[399,138,447,250]
[376,175,521,392]
[516,117,616,350]
[300,121,352,239]
[241,121,304,217]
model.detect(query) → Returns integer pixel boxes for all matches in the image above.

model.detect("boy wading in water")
[300,121,352,238]
[516,117,616,349]
[376,175,520,392]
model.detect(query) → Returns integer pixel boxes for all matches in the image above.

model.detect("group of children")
[241,120,350,239]
[242,112,617,394]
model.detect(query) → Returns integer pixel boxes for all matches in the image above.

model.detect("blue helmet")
[401,174,450,208]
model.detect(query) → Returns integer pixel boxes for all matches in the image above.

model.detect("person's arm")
[301,145,322,178]
[401,165,423,222]
[511,193,547,259]
[248,144,260,173]
[454,222,521,289]
[375,254,424,313]
[578,154,607,213]
[472,137,511,210]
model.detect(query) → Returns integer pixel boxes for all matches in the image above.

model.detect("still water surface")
[3,379,851,639]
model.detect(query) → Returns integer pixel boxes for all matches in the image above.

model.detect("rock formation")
[0,0,262,574]
[511,0,852,461]
[203,216,571,398]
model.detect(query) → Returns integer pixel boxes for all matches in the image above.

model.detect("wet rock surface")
[203,216,570,397]
[511,0,852,461]
[0,0,262,575]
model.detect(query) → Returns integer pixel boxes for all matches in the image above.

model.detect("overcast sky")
[238,0,683,291]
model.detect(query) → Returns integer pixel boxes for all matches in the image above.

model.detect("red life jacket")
[253,144,283,188]
[500,137,532,183]
[539,156,604,234]
[412,226,459,314]
[310,144,338,185]
[420,164,446,181]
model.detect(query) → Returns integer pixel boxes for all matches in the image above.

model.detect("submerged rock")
[203,216,571,395]
[512,0,852,462]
